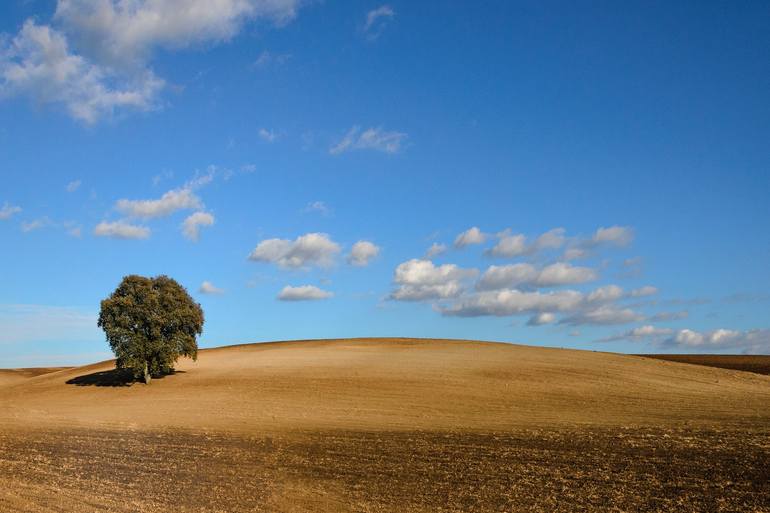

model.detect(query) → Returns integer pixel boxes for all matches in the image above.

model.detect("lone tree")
[98,275,204,384]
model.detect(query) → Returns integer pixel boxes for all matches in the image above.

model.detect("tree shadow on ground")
[66,369,185,387]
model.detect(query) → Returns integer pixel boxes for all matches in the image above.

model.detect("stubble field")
[1,338,768,512]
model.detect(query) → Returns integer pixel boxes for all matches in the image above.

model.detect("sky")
[0,0,769,367]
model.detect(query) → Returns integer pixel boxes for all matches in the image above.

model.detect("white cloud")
[665,328,770,354]
[425,242,447,259]
[486,227,570,258]
[182,211,214,241]
[560,305,643,326]
[629,325,673,337]
[390,259,477,301]
[476,262,597,290]
[536,262,598,287]
[563,247,588,260]
[441,283,648,322]
[454,226,487,248]
[527,312,555,326]
[476,263,537,290]
[1,1,304,122]
[362,5,395,39]
[0,20,163,123]
[586,284,625,303]
[329,126,407,155]
[66,179,81,192]
[559,226,635,260]
[590,225,634,247]
[248,232,341,269]
[531,228,566,252]
[54,0,302,68]
[277,285,333,301]
[199,281,224,295]
[258,128,277,142]
[485,230,526,257]
[598,324,674,342]
[20,217,51,232]
[440,289,584,317]
[93,220,150,239]
[0,202,22,220]
[630,285,658,297]
[116,187,202,219]
[348,240,380,267]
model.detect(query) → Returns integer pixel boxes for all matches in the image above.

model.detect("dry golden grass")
[1,338,768,512]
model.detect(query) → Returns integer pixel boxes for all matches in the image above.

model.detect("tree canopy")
[98,275,204,384]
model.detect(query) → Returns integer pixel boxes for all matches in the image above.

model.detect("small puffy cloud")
[182,211,214,241]
[454,226,487,248]
[531,228,566,252]
[563,247,588,260]
[485,230,526,257]
[258,128,277,142]
[199,281,224,295]
[536,262,598,287]
[21,217,51,232]
[329,126,406,155]
[476,263,537,290]
[277,285,333,301]
[586,285,625,303]
[390,259,478,301]
[560,306,643,326]
[348,240,380,267]
[248,232,341,269]
[487,227,569,258]
[362,5,395,40]
[630,285,658,297]
[629,325,673,338]
[598,324,674,342]
[425,242,447,259]
[66,179,81,192]
[0,202,22,220]
[664,328,770,353]
[116,187,202,219]
[93,220,150,239]
[527,312,555,326]
[590,225,634,247]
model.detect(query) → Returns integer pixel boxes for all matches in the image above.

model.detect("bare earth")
[1,338,768,512]
[639,354,770,376]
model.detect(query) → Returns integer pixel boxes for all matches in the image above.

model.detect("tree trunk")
[143,361,151,385]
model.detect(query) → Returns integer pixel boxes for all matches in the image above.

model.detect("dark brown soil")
[640,354,770,376]
[1,427,768,512]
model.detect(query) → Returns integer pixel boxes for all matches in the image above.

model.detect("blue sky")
[1,1,768,367]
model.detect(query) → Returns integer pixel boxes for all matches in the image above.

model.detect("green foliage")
[98,275,203,384]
